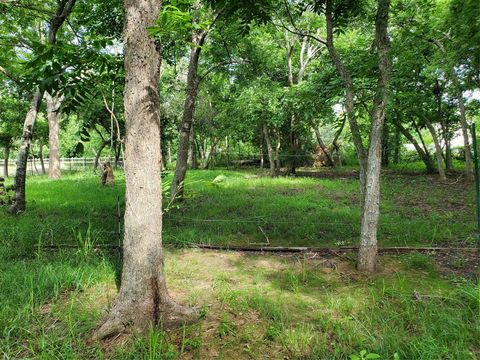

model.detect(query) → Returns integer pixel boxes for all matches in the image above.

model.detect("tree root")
[91,299,199,341]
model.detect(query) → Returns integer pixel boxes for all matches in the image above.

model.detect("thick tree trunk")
[424,119,447,181]
[263,125,276,177]
[94,0,195,340]
[10,0,76,213]
[326,0,367,195]
[46,92,63,179]
[314,126,335,167]
[170,0,207,202]
[3,144,9,178]
[358,0,391,272]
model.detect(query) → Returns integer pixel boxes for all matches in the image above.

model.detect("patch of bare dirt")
[433,250,479,280]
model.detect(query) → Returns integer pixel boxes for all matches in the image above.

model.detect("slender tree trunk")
[381,123,390,166]
[358,0,392,272]
[94,140,109,171]
[170,0,207,201]
[433,40,474,181]
[326,0,367,194]
[3,144,9,178]
[167,141,172,166]
[225,136,230,168]
[394,121,434,173]
[94,0,195,340]
[10,0,76,213]
[38,142,46,175]
[263,125,276,177]
[424,119,447,181]
[202,139,218,169]
[313,126,335,167]
[260,139,264,169]
[457,91,474,181]
[10,91,43,213]
[393,127,401,164]
[275,133,281,173]
[46,92,63,179]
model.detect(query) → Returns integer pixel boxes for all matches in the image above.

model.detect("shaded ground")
[2,249,477,359]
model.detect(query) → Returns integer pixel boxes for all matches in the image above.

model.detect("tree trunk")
[436,93,452,171]
[433,41,474,181]
[313,126,335,167]
[94,0,195,340]
[38,141,46,175]
[10,91,43,213]
[170,0,207,202]
[381,123,389,166]
[263,125,276,177]
[358,0,391,272]
[46,92,63,179]
[167,141,172,166]
[10,0,76,213]
[424,119,447,181]
[94,140,109,171]
[326,0,367,195]
[275,133,281,173]
[457,90,474,181]
[394,121,435,173]
[393,127,401,164]
[3,144,9,178]
[202,139,218,169]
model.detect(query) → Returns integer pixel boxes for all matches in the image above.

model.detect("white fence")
[0,157,123,177]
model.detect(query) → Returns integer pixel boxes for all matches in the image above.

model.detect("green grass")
[0,169,478,359]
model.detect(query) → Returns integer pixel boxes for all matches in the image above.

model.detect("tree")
[357,0,392,271]
[94,0,195,339]
[9,0,77,213]
[168,0,220,201]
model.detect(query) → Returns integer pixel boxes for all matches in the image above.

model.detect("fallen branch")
[42,243,478,254]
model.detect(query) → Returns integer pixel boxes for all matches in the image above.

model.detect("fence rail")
[0,157,123,177]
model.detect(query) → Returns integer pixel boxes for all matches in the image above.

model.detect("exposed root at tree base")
[92,299,199,341]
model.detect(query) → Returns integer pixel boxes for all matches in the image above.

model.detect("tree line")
[0,0,479,338]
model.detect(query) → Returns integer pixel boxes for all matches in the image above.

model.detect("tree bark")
[38,141,46,175]
[456,87,474,181]
[46,92,63,179]
[202,138,218,169]
[358,0,392,272]
[432,40,474,181]
[313,126,335,167]
[94,0,195,340]
[94,139,109,171]
[393,116,435,173]
[393,127,401,164]
[263,125,276,177]
[424,118,447,181]
[3,144,9,178]
[10,91,43,213]
[170,0,208,201]
[326,0,367,193]
[10,0,76,213]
